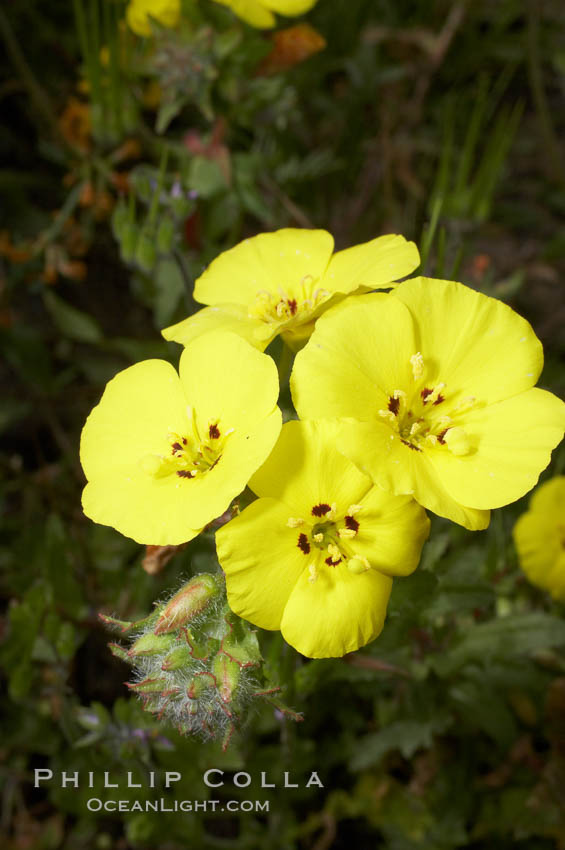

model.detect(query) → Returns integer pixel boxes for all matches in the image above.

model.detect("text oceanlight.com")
[86,799,270,813]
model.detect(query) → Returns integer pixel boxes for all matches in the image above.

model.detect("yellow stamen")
[347,504,363,515]
[308,563,318,584]
[313,532,323,543]
[347,557,370,574]
[378,409,397,425]
[338,528,357,539]
[287,517,304,528]
[327,543,341,560]
[410,352,425,380]
[453,396,476,414]
[327,502,338,521]
[427,383,446,404]
[444,426,471,456]
[437,415,453,429]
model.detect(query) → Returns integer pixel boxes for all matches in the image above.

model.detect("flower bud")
[161,644,194,671]
[154,574,220,634]
[213,654,240,705]
[221,629,262,669]
[101,571,300,748]
[187,672,216,699]
[129,631,177,657]
[108,642,130,662]
[126,676,169,694]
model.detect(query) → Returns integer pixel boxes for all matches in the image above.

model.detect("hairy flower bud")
[154,573,220,634]
[129,631,177,657]
[100,571,302,748]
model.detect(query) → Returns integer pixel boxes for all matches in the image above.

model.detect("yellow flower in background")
[216,420,430,658]
[126,0,180,36]
[80,332,281,545]
[513,476,565,601]
[211,0,318,29]
[163,228,419,352]
[291,277,565,531]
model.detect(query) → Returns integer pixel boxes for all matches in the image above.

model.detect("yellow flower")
[513,476,565,601]
[291,277,565,530]
[163,228,419,352]
[126,0,180,37]
[216,420,430,658]
[80,332,281,545]
[211,0,318,29]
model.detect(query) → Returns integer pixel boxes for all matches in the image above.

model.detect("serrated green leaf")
[350,716,451,771]
[434,613,565,676]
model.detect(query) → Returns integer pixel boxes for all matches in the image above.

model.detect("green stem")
[277,342,294,390]
[32,182,85,257]
[147,148,170,228]
[526,2,565,187]
[420,194,444,275]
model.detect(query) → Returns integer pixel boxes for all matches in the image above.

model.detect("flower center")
[140,408,231,481]
[288,502,367,582]
[378,353,477,456]
[248,276,330,331]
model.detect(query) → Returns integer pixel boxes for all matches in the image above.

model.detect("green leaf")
[449,679,517,747]
[0,399,32,435]
[1,583,48,699]
[434,613,565,676]
[350,716,451,771]
[154,258,186,328]
[155,100,183,135]
[188,156,228,199]
[43,290,103,344]
[43,514,87,617]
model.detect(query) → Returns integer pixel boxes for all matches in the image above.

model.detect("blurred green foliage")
[1,0,565,847]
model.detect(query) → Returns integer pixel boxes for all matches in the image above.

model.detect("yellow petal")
[194,228,334,306]
[529,474,565,516]
[513,510,562,581]
[291,294,416,421]
[180,408,282,529]
[179,330,280,435]
[217,497,310,629]
[323,234,419,295]
[261,0,318,14]
[80,360,188,482]
[214,0,276,27]
[249,419,373,515]
[545,553,565,601]
[351,488,430,577]
[80,337,282,541]
[82,473,202,546]
[337,420,491,530]
[162,304,268,351]
[394,277,544,404]
[126,0,180,35]
[280,563,392,658]
[430,388,565,510]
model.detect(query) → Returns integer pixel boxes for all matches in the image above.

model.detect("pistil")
[141,417,226,482]
[377,354,474,455]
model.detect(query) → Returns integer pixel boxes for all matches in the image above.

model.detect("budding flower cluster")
[101,572,301,749]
